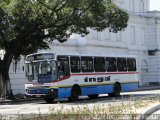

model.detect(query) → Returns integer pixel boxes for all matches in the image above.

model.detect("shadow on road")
[42,93,156,105]
[1,92,158,105]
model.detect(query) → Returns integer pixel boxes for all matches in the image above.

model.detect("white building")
[9,0,160,94]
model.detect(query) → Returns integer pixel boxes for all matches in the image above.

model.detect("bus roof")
[57,53,136,58]
[25,52,55,62]
[26,52,136,58]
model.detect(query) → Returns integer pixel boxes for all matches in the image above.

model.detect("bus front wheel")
[108,83,121,97]
[68,85,81,101]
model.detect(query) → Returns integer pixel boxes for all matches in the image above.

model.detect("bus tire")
[44,97,54,103]
[88,94,99,99]
[68,85,81,101]
[108,83,121,97]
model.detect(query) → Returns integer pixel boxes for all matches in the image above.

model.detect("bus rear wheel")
[108,83,121,97]
[68,85,81,101]
[88,94,99,99]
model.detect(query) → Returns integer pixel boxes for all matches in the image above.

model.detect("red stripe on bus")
[71,72,139,76]
[53,72,139,83]
[54,75,71,82]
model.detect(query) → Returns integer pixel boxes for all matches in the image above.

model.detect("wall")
[9,0,160,94]
[113,0,149,12]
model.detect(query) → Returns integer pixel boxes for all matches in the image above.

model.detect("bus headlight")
[51,89,54,92]
[26,89,30,94]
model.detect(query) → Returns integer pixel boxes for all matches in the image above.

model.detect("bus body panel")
[25,72,139,98]
[121,82,139,92]
[57,82,139,98]
[81,84,114,96]
[56,73,138,88]
[58,87,71,98]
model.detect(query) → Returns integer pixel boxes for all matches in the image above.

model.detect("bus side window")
[117,58,127,72]
[81,57,94,72]
[57,56,70,76]
[94,57,106,72]
[106,57,117,72]
[127,58,137,71]
[70,56,81,73]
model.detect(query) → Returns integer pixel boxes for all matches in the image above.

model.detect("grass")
[1,94,160,120]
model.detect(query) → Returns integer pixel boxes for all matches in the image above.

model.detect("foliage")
[3,95,160,120]
[0,0,129,60]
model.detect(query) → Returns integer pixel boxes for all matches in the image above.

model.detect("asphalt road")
[0,90,159,115]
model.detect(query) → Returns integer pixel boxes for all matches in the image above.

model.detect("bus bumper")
[25,88,58,98]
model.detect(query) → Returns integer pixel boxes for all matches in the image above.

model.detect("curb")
[136,86,160,91]
[139,104,160,120]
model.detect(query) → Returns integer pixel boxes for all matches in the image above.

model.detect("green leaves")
[0,0,129,60]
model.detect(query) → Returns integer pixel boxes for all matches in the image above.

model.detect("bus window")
[81,57,94,72]
[70,57,81,73]
[106,57,117,72]
[117,58,127,72]
[127,58,136,71]
[57,56,70,76]
[94,57,106,72]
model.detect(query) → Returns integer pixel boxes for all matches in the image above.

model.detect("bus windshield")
[26,60,57,83]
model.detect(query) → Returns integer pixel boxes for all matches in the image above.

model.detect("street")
[0,90,159,115]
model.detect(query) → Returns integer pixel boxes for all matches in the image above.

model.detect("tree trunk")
[0,74,3,98]
[0,70,14,99]
[0,55,15,99]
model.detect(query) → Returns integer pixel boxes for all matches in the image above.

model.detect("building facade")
[8,0,160,94]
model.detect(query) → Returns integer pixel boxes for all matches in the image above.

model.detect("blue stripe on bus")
[58,88,72,98]
[121,82,139,92]
[81,84,114,95]
[58,82,139,98]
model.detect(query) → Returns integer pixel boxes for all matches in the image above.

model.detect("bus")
[25,52,139,103]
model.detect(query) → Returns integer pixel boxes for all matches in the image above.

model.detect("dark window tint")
[70,57,81,73]
[57,56,70,75]
[106,57,117,72]
[81,57,94,72]
[127,58,136,71]
[94,57,106,72]
[117,58,127,71]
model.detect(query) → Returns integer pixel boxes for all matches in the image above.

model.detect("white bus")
[25,52,139,103]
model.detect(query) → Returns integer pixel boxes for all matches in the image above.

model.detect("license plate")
[36,95,41,98]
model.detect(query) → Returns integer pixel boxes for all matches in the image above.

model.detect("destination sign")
[26,53,55,62]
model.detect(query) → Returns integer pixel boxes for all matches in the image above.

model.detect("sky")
[150,0,160,10]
